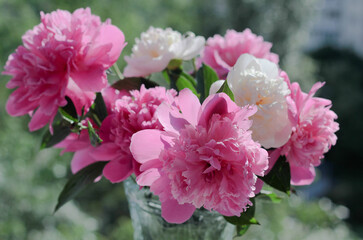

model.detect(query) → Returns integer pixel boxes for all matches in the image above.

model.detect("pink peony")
[270,76,339,186]
[57,85,177,183]
[130,89,268,223]
[201,29,279,79]
[3,8,126,131]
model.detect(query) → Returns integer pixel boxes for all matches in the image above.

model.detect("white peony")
[210,54,292,148]
[123,27,205,77]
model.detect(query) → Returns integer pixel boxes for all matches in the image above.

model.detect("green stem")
[113,63,124,80]
[192,58,197,73]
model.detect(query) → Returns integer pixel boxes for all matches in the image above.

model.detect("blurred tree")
[310,47,363,236]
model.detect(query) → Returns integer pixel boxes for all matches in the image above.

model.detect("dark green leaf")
[111,77,158,91]
[60,96,78,122]
[236,225,250,237]
[196,63,219,101]
[217,80,235,101]
[54,161,108,212]
[88,92,108,126]
[87,120,103,147]
[224,198,259,226]
[259,156,291,195]
[40,114,72,149]
[176,74,198,95]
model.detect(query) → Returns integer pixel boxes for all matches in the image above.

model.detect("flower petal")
[71,148,97,173]
[209,80,225,95]
[91,142,121,161]
[161,199,195,224]
[290,164,316,186]
[103,159,133,183]
[177,89,201,126]
[136,168,161,186]
[130,129,164,164]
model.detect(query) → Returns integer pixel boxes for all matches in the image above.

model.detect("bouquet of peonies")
[3,8,339,237]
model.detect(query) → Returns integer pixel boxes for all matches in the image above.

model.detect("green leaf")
[259,156,291,195]
[216,81,235,101]
[59,96,78,123]
[196,64,219,101]
[176,74,198,95]
[180,71,197,87]
[40,114,72,149]
[236,225,250,237]
[87,120,103,147]
[162,70,171,85]
[54,161,108,212]
[257,191,283,203]
[93,93,108,122]
[88,92,108,126]
[224,198,259,226]
[111,77,158,91]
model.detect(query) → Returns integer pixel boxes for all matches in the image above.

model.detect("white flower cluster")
[124,27,205,77]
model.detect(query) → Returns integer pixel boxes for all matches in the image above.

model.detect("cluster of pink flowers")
[57,85,177,183]
[3,8,125,131]
[200,29,279,79]
[270,74,339,185]
[131,89,268,223]
[3,7,339,225]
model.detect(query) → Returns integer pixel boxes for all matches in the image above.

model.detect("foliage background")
[0,0,362,239]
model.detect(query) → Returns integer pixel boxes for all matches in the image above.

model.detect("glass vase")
[124,178,235,240]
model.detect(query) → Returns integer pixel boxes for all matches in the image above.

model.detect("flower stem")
[113,63,124,80]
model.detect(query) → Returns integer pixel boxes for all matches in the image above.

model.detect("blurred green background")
[0,0,362,239]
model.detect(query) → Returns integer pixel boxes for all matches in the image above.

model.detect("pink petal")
[156,102,189,133]
[136,168,161,186]
[254,179,264,194]
[161,199,196,224]
[177,89,201,126]
[28,108,56,131]
[130,129,164,164]
[91,142,121,161]
[139,159,163,172]
[198,93,238,127]
[71,148,97,173]
[86,25,126,65]
[97,25,126,63]
[99,115,115,142]
[103,158,133,183]
[290,164,316,186]
[65,80,95,113]
[266,148,282,175]
[6,88,38,116]
[251,148,269,176]
[213,50,232,71]
[70,68,107,92]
